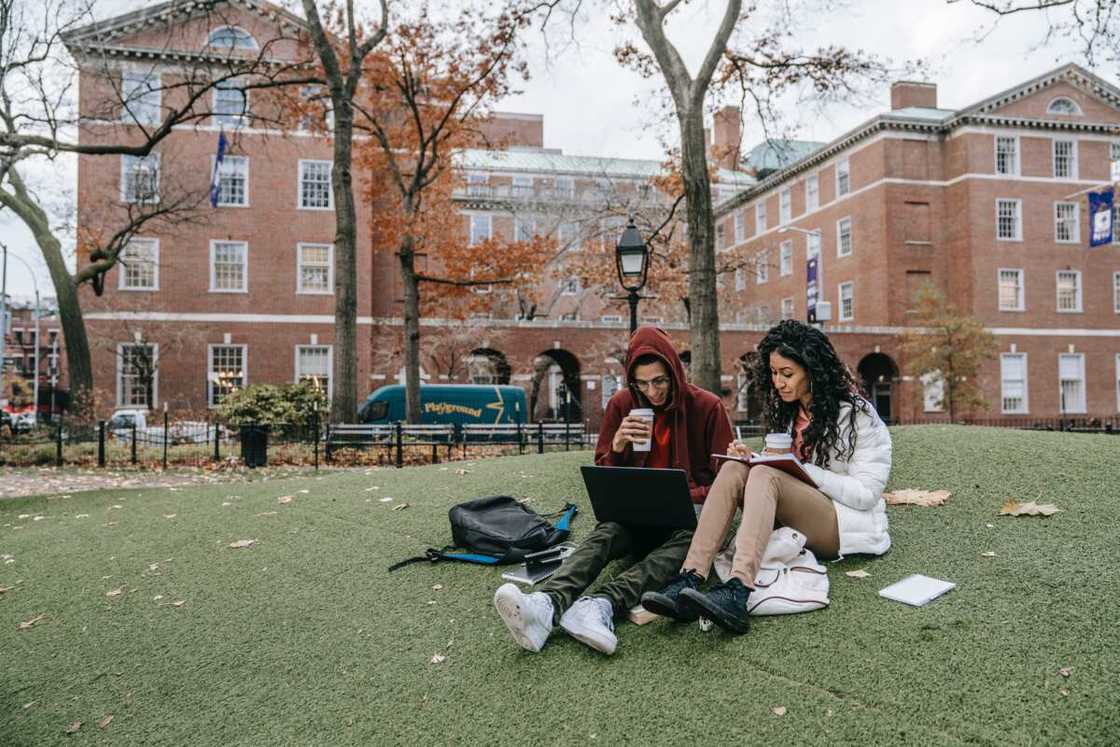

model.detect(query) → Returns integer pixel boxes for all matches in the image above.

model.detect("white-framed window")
[212,155,249,207]
[837,217,853,257]
[838,281,854,321]
[1053,139,1077,179]
[512,175,533,198]
[995,135,1019,176]
[836,159,850,197]
[296,345,332,399]
[998,268,1025,311]
[600,315,623,324]
[557,222,578,249]
[121,68,161,125]
[734,267,745,292]
[297,243,333,294]
[1114,204,1120,246]
[554,176,575,198]
[806,173,819,211]
[297,84,333,132]
[118,238,159,291]
[559,311,578,321]
[601,373,621,408]
[120,153,160,204]
[1056,270,1082,313]
[1047,97,1082,115]
[466,172,490,197]
[779,188,792,224]
[807,231,821,259]
[1054,202,1079,243]
[716,223,726,251]
[756,250,769,283]
[734,211,745,242]
[207,26,258,50]
[210,240,248,292]
[996,198,1022,241]
[1000,353,1028,414]
[560,276,581,295]
[298,160,333,210]
[779,240,793,276]
[1114,272,1120,313]
[1059,353,1086,414]
[117,343,157,408]
[208,344,246,407]
[736,369,749,412]
[1111,142,1120,183]
[755,202,767,235]
[515,216,536,242]
[781,297,794,320]
[213,80,248,127]
[921,371,944,412]
[469,214,492,246]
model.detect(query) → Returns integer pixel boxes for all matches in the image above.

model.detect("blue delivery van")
[357,384,528,426]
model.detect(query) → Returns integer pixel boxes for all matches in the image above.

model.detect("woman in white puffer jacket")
[641,319,892,634]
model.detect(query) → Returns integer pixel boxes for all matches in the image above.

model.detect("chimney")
[709,105,743,171]
[891,81,937,110]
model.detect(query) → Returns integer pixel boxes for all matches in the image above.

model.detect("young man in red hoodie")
[494,326,733,655]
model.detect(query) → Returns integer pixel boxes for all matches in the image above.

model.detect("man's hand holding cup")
[613,408,654,453]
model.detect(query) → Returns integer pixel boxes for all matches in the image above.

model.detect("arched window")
[1046,97,1082,115]
[207,26,258,51]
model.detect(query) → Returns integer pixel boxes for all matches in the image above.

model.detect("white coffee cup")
[630,408,655,452]
[764,432,793,454]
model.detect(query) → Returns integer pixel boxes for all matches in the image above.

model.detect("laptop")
[580,465,698,530]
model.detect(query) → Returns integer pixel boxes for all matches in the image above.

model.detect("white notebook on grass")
[878,574,956,607]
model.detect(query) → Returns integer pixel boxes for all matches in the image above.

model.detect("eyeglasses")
[632,375,671,391]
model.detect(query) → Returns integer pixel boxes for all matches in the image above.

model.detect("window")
[559,311,578,321]
[296,345,332,398]
[208,345,245,407]
[998,269,1025,311]
[996,199,1022,241]
[298,160,333,210]
[1114,272,1120,313]
[756,251,769,284]
[836,159,850,197]
[511,175,533,198]
[207,26,258,50]
[210,240,247,292]
[838,281,854,321]
[469,214,492,245]
[736,370,749,412]
[557,222,578,249]
[807,231,821,259]
[806,173,819,211]
[117,343,157,408]
[716,223,726,251]
[1056,270,1082,313]
[213,156,249,207]
[1053,139,1077,179]
[297,85,333,131]
[734,268,745,292]
[1000,354,1028,414]
[755,202,766,235]
[514,217,536,242]
[297,243,333,294]
[837,217,853,257]
[466,173,489,197]
[779,188,792,224]
[995,136,1019,176]
[781,297,794,320]
[213,81,248,127]
[734,211,745,242]
[1112,142,1120,183]
[121,154,160,203]
[921,371,944,412]
[1047,97,1082,115]
[1054,202,1079,243]
[1059,353,1086,414]
[554,176,574,198]
[601,374,621,409]
[118,238,159,291]
[561,277,581,295]
[779,241,793,276]
[121,68,160,125]
[600,315,622,323]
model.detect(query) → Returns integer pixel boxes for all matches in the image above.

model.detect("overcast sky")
[0,0,1094,301]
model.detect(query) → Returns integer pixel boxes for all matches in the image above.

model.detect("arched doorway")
[467,348,511,385]
[858,352,899,423]
[531,348,582,423]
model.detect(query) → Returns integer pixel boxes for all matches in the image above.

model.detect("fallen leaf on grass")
[277,495,294,505]
[432,584,443,591]
[163,514,177,519]
[106,586,126,599]
[75,514,90,519]
[770,706,787,717]
[0,585,10,594]
[97,714,113,729]
[110,505,123,510]
[1059,688,1070,697]
[22,701,37,709]
[1000,500,1060,517]
[379,497,393,503]
[1059,666,1073,677]
[391,503,410,512]
[169,600,186,608]
[153,595,164,601]
[845,569,871,579]
[883,489,951,507]
[298,490,309,494]
[255,511,278,517]
[455,469,470,476]
[64,720,82,734]
[229,539,257,549]
[980,551,997,558]
[18,613,47,631]
[430,654,446,664]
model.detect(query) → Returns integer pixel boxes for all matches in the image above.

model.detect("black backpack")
[388,495,577,571]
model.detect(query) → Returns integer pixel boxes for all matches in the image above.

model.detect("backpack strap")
[552,503,578,533]
[387,546,503,572]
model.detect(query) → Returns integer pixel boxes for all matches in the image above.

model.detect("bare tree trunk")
[330,104,359,423]
[398,235,423,424]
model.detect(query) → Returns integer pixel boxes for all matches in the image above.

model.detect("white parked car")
[108,409,226,444]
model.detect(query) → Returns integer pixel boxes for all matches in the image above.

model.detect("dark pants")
[537,521,694,621]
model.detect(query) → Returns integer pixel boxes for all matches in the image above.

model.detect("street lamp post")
[779,226,830,327]
[615,219,651,335]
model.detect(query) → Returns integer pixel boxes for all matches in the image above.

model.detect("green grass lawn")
[2,426,1119,745]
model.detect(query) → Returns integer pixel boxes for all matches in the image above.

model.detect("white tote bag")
[712,526,830,615]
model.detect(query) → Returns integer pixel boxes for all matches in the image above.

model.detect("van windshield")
[362,401,388,422]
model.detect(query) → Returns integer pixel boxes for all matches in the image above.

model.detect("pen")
[735,425,742,441]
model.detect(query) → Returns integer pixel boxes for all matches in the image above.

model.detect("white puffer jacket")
[799,400,892,556]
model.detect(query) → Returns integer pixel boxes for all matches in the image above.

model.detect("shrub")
[215,382,328,428]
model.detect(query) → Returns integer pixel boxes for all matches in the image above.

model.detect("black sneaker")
[679,577,751,634]
[640,570,703,621]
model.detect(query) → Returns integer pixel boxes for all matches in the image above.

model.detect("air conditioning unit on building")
[815,301,832,321]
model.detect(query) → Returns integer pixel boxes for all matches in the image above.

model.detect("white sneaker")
[559,596,617,655]
[493,583,554,653]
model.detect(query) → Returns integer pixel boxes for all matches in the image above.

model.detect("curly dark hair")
[754,319,868,468]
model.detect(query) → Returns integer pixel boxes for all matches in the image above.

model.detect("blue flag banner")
[209,130,228,208]
[1089,187,1114,248]
[806,256,819,324]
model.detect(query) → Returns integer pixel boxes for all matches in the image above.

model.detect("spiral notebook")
[878,574,956,607]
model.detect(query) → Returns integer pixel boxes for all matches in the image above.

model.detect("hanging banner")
[1089,187,1114,248]
[806,256,819,324]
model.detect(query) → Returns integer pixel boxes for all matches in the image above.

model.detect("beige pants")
[683,462,840,586]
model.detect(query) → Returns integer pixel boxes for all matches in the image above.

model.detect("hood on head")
[625,325,689,411]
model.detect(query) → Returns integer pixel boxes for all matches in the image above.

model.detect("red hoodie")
[594,326,734,503]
